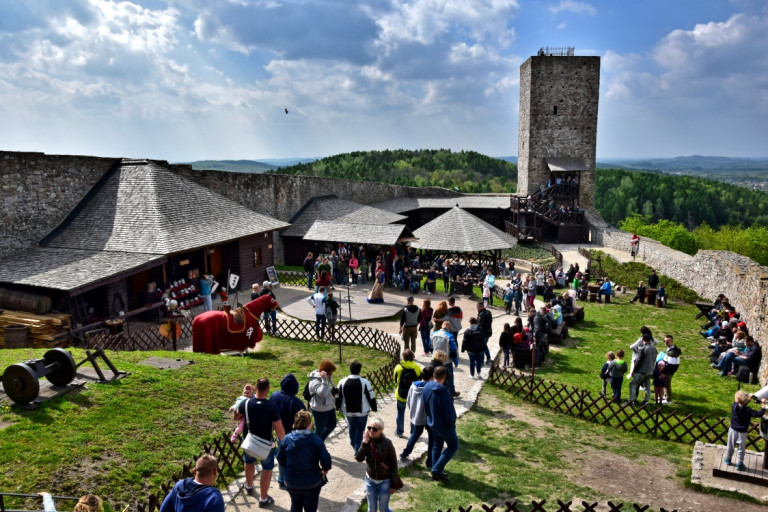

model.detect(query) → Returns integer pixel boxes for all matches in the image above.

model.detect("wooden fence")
[437,501,676,512]
[110,312,401,511]
[488,365,765,451]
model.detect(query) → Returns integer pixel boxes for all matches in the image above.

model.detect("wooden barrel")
[0,287,52,315]
[4,325,29,348]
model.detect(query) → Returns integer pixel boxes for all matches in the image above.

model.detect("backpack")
[325,303,335,320]
[398,367,418,399]
[302,378,316,402]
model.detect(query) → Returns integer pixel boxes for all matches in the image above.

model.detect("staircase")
[507,184,587,243]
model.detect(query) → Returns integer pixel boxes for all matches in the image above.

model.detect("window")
[253,247,262,266]
[553,106,558,115]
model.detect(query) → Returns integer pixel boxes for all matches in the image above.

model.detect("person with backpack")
[609,349,628,401]
[399,366,434,464]
[430,322,459,398]
[393,349,422,438]
[336,362,377,453]
[269,374,306,490]
[307,360,338,441]
[461,317,486,379]
[322,292,340,340]
[399,296,421,352]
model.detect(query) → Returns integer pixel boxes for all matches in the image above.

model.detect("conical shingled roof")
[41,159,290,254]
[411,206,517,252]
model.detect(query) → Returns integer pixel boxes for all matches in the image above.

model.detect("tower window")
[553,106,558,115]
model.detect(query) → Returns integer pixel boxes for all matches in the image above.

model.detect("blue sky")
[0,0,766,161]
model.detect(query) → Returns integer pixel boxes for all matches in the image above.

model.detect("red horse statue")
[192,294,278,354]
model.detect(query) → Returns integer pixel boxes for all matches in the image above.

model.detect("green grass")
[531,289,753,418]
[0,337,391,510]
[388,386,762,511]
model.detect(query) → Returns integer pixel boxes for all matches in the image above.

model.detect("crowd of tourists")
[700,294,762,381]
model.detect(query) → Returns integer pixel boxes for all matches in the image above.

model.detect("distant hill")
[271,148,517,193]
[185,160,277,173]
[601,155,768,173]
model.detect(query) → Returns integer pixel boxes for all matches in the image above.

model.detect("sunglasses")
[366,426,379,432]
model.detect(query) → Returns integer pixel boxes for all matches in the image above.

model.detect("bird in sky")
[285,108,289,114]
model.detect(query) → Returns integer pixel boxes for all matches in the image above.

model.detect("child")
[610,349,628,401]
[503,284,514,315]
[228,383,254,443]
[600,352,615,396]
[724,390,767,471]
[652,360,668,405]
[498,323,513,367]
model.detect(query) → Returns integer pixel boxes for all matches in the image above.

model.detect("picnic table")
[694,301,715,319]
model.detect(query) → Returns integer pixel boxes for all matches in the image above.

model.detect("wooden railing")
[488,365,765,451]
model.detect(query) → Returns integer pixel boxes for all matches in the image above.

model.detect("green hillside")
[269,148,518,193]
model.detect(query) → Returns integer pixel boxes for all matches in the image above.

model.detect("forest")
[271,150,768,265]
[269,149,518,193]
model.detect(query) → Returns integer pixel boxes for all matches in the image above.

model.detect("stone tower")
[517,48,600,208]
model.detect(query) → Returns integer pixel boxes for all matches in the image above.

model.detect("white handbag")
[241,399,274,459]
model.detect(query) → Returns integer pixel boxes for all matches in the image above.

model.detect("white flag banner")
[229,273,240,290]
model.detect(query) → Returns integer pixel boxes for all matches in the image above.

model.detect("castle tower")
[517,47,600,209]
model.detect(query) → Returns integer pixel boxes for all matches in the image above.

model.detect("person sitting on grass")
[723,390,767,471]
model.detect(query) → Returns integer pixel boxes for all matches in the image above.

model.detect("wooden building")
[0,159,289,327]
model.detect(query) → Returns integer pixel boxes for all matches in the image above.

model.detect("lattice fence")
[437,501,675,512]
[82,317,194,351]
[275,270,308,287]
[488,365,764,451]
[128,313,400,511]
[136,432,243,512]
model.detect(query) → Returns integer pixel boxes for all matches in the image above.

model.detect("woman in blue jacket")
[276,410,332,512]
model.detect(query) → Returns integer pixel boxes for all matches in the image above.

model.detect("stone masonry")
[588,211,768,385]
[517,55,600,208]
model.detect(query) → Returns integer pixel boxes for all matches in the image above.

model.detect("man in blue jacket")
[270,374,306,489]
[160,454,224,512]
[423,365,458,482]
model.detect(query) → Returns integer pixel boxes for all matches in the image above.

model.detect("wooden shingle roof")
[0,247,165,292]
[373,196,511,214]
[40,160,290,254]
[303,221,414,246]
[282,195,406,237]
[411,207,517,252]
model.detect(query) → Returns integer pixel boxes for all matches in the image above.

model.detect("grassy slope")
[0,337,390,508]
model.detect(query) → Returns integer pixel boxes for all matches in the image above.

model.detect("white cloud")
[547,0,596,16]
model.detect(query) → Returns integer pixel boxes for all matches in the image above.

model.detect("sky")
[0,0,766,161]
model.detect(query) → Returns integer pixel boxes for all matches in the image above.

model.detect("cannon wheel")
[43,348,77,387]
[2,363,40,405]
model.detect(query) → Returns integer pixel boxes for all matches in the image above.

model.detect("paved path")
[224,289,521,512]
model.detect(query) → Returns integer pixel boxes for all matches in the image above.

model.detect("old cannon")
[1,348,76,405]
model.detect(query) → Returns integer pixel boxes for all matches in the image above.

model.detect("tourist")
[366,260,386,304]
[354,417,399,512]
[307,287,328,339]
[626,333,657,406]
[476,302,493,365]
[337,362,377,453]
[276,410,332,512]
[723,390,767,471]
[418,298,434,356]
[236,378,285,505]
[399,296,421,352]
[393,349,422,438]
[307,360,338,441]
[399,366,434,464]
[269,374,306,490]
[498,323,514,368]
[157,454,224,512]
[600,352,615,397]
[609,350,628,402]
[461,317,486,379]
[423,366,458,482]
[39,493,105,512]
[228,382,254,443]
[430,326,459,397]
[260,281,278,335]
[303,252,315,290]
[322,291,340,340]
[629,281,646,304]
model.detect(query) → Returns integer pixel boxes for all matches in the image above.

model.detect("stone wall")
[588,211,768,384]
[0,151,459,263]
[0,151,117,258]
[517,56,600,208]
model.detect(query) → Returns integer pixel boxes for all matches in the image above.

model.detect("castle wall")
[0,151,117,258]
[518,56,600,208]
[587,212,768,384]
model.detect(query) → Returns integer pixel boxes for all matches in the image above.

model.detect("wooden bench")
[548,322,569,345]
[563,306,585,327]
